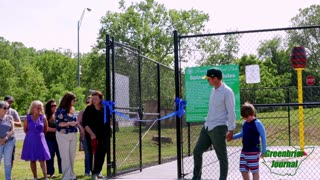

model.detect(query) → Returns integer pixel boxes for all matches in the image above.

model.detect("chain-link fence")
[177,26,320,179]
[105,36,178,176]
[105,26,320,179]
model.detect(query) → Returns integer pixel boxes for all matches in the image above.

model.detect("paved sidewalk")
[110,146,320,180]
[110,160,178,180]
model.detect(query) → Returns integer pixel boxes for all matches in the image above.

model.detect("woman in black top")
[82,91,111,179]
[45,99,62,178]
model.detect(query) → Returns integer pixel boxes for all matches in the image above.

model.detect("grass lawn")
[3,138,99,180]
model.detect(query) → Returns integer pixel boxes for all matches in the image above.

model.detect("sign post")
[290,46,307,154]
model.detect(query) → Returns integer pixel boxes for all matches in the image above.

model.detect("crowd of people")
[0,91,111,180]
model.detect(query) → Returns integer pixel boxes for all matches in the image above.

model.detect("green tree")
[14,66,48,114]
[288,5,320,68]
[0,37,14,61]
[96,0,209,66]
[257,37,292,86]
[34,50,77,90]
[0,37,82,114]
[0,60,17,95]
[236,54,289,104]
[90,0,211,111]
[80,50,106,94]
[196,33,241,66]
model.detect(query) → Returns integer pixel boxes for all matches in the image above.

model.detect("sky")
[0,0,319,54]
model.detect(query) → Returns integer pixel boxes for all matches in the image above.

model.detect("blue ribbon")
[175,97,186,119]
[102,100,115,124]
[102,98,186,123]
[102,100,115,115]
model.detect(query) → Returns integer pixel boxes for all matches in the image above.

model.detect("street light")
[77,8,91,87]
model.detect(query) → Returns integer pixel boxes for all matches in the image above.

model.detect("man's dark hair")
[4,95,14,101]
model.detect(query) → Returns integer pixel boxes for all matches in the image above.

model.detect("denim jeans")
[0,137,16,180]
[46,139,62,175]
[81,138,91,174]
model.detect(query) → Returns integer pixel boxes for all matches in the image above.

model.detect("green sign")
[185,65,240,122]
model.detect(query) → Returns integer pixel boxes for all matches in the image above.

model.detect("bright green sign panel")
[185,65,240,122]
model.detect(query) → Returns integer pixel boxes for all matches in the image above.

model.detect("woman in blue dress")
[21,100,50,180]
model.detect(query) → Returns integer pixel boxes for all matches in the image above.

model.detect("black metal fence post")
[105,34,112,177]
[187,122,191,156]
[287,87,291,146]
[157,64,162,164]
[138,46,143,172]
[174,30,182,179]
[111,37,116,175]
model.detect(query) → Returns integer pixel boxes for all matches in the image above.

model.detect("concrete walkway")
[110,146,320,180]
[110,160,178,180]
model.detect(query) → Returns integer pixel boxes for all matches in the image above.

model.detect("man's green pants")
[192,125,228,180]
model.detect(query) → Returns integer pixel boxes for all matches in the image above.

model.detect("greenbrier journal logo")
[262,146,315,176]
[265,150,303,168]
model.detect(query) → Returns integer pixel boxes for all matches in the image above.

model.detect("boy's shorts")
[239,151,260,173]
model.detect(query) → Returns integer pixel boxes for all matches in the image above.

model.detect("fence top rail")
[114,43,174,70]
[241,85,320,91]
[115,106,140,110]
[140,54,173,70]
[178,25,320,39]
[114,41,140,52]
[254,102,320,107]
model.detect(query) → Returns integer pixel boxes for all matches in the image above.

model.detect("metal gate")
[173,26,320,179]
